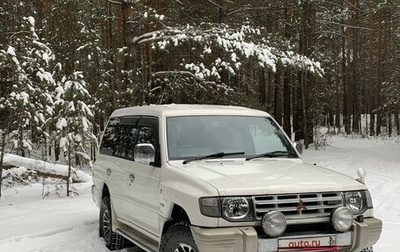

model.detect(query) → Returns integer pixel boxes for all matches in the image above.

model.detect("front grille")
[253,192,344,221]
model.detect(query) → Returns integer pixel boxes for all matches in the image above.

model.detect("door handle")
[129,174,136,183]
[106,168,111,176]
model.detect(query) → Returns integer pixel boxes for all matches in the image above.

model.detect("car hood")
[174,159,366,196]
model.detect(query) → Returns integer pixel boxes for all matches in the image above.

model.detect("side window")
[114,117,139,159]
[99,117,121,155]
[99,115,159,164]
[99,116,139,159]
[137,126,155,145]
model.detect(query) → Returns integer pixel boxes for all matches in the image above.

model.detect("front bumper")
[351,217,382,251]
[191,217,382,252]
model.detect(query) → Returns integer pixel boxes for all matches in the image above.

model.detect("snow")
[56,118,68,130]
[25,16,35,27]
[3,154,91,183]
[302,136,400,252]
[139,24,323,82]
[36,68,54,83]
[79,101,94,117]
[67,101,76,112]
[7,46,16,56]
[2,166,28,178]
[0,136,399,251]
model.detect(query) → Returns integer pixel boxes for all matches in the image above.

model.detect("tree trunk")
[342,22,350,134]
[293,74,303,142]
[259,69,266,106]
[283,0,292,138]
[66,140,71,197]
[395,111,400,136]
[283,71,291,137]
[368,1,375,136]
[376,9,383,136]
[65,1,75,76]
[0,131,6,198]
[54,141,60,161]
[300,72,308,146]
[328,111,334,132]
[295,1,308,144]
[218,0,229,23]
[267,71,274,112]
[299,1,316,147]
[274,65,282,125]
[351,1,360,133]
[305,74,315,146]
[18,118,25,157]
[335,110,341,133]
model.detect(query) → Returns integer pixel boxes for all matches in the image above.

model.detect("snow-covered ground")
[302,136,400,252]
[0,136,399,252]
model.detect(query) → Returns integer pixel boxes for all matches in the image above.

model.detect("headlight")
[199,197,253,221]
[262,211,287,237]
[331,207,353,232]
[222,197,250,220]
[344,191,368,214]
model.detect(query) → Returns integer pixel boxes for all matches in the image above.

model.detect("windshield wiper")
[183,151,245,164]
[245,151,295,161]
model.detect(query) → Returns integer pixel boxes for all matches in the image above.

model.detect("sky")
[0,135,399,252]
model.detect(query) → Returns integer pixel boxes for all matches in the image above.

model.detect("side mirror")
[134,143,155,165]
[294,141,303,155]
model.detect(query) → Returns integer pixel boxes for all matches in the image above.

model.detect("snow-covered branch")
[152,70,214,84]
[133,24,323,79]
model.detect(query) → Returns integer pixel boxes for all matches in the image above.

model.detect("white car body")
[92,104,382,252]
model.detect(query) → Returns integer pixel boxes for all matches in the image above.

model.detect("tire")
[99,196,126,250]
[159,222,199,252]
[361,247,373,252]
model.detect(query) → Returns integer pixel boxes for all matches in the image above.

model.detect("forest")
[0,0,400,161]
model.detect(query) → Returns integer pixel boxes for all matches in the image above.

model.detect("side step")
[116,228,158,252]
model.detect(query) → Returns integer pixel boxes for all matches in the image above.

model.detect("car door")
[122,117,161,236]
[104,116,140,222]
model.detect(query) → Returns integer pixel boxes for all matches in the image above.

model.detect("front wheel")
[159,222,199,252]
[99,196,126,250]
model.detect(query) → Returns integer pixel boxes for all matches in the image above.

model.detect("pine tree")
[53,71,96,196]
[0,16,56,156]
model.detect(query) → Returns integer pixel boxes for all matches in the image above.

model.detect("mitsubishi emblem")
[297,199,308,211]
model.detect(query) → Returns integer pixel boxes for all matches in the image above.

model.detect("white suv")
[92,104,382,252]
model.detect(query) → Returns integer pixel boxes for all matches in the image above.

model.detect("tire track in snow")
[0,221,106,252]
[0,220,144,252]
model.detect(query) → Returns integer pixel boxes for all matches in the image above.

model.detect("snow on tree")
[54,71,97,165]
[0,16,56,157]
[53,71,96,196]
[131,23,323,104]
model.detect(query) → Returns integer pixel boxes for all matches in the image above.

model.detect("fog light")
[331,207,353,232]
[262,211,287,237]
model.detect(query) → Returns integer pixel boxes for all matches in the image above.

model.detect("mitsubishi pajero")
[92,104,382,252]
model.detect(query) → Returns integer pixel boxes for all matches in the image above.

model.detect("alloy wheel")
[174,242,196,252]
[102,208,111,242]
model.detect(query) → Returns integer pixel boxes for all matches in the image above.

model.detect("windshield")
[166,115,297,161]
